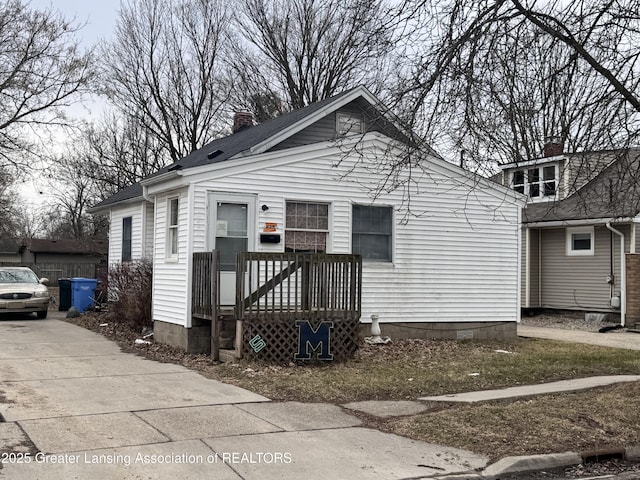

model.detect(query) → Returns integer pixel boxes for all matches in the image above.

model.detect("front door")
[207,193,256,306]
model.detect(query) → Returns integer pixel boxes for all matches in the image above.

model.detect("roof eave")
[88,195,148,214]
[525,216,636,228]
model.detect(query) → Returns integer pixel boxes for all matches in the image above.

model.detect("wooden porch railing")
[192,251,362,362]
[236,252,362,321]
[192,251,220,359]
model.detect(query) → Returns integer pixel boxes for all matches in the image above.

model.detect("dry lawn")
[384,382,640,461]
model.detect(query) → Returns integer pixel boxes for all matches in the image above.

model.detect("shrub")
[107,259,153,330]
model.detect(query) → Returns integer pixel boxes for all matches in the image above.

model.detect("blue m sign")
[294,321,334,360]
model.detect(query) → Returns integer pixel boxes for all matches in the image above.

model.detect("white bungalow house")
[92,86,525,353]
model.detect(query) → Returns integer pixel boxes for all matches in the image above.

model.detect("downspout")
[606,223,626,327]
[142,184,152,203]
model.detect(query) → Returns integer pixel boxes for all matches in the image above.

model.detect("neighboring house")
[92,86,525,352]
[0,238,22,263]
[0,238,108,284]
[497,141,640,323]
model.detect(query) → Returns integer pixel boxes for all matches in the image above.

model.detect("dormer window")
[511,164,557,200]
[337,113,363,136]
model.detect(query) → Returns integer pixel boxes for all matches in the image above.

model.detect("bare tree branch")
[0,0,93,168]
[102,0,232,162]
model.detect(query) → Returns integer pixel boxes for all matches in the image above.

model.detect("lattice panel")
[242,318,360,363]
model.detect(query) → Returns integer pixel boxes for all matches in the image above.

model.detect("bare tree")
[0,169,20,237]
[78,113,169,198]
[0,0,93,168]
[42,111,166,239]
[231,0,394,115]
[44,155,107,239]
[103,0,233,162]
[394,0,640,168]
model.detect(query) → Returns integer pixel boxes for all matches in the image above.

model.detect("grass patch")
[211,338,640,403]
[385,382,640,461]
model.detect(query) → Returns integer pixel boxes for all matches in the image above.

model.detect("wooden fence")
[0,262,103,286]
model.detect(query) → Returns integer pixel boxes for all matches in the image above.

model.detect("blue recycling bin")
[70,278,98,312]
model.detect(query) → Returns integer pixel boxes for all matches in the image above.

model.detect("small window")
[337,113,363,136]
[566,227,594,256]
[285,201,329,253]
[512,170,525,194]
[352,205,392,262]
[167,197,179,258]
[122,217,132,262]
[543,166,556,196]
[528,169,540,197]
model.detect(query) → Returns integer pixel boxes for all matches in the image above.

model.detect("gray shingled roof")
[92,88,363,210]
[524,148,640,223]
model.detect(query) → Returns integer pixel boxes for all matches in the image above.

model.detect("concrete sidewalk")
[0,314,488,479]
[420,375,640,403]
[518,324,640,350]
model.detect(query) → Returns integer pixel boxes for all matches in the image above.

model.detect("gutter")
[526,217,635,228]
[139,170,181,187]
[606,222,626,327]
[141,170,183,203]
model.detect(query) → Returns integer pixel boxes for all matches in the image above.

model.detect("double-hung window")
[285,201,329,253]
[352,205,393,262]
[167,197,179,258]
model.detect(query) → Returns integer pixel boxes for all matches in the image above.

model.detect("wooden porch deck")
[192,251,362,362]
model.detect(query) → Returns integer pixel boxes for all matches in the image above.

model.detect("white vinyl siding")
[539,225,630,310]
[108,204,147,266]
[152,189,189,326]
[185,139,520,326]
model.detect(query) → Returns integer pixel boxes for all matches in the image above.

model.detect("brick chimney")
[233,112,253,133]
[543,135,563,157]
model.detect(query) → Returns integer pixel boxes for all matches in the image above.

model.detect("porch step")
[218,349,237,363]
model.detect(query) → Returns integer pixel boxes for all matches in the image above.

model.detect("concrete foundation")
[153,318,212,354]
[358,321,517,341]
[155,319,518,354]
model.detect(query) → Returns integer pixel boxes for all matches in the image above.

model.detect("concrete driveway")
[518,324,640,350]
[0,313,487,479]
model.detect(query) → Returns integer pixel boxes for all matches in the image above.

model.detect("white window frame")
[336,112,363,136]
[284,200,331,253]
[167,196,179,259]
[511,164,558,201]
[351,204,393,263]
[566,226,595,256]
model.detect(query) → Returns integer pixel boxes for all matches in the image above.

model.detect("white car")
[0,267,50,319]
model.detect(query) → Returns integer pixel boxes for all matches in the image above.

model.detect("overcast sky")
[18,1,121,207]
[29,0,120,45]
